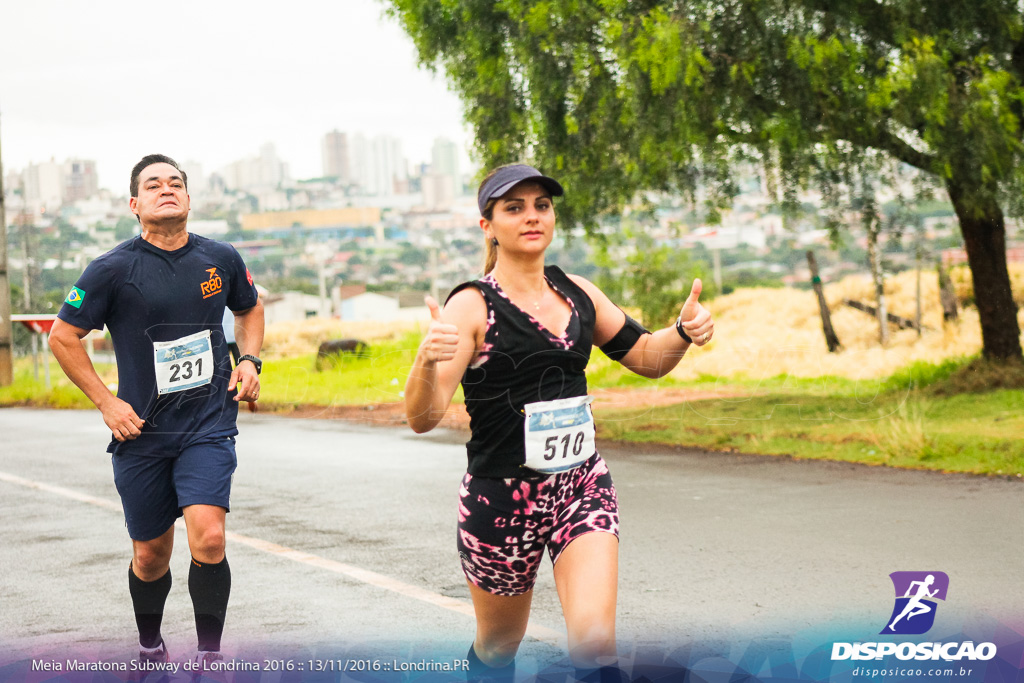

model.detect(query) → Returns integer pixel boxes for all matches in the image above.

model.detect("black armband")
[599,314,650,361]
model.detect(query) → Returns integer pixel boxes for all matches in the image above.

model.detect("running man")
[49,154,264,667]
[889,574,938,630]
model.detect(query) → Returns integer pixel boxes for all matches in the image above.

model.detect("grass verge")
[595,386,1023,477]
[2,347,1020,477]
[260,332,465,408]
[0,360,103,409]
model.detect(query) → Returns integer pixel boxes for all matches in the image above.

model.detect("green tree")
[387,0,1024,359]
[593,227,710,326]
[626,233,708,327]
[398,242,430,267]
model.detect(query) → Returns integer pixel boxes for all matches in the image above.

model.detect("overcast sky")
[0,0,472,193]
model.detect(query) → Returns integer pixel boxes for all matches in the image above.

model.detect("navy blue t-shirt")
[57,234,259,456]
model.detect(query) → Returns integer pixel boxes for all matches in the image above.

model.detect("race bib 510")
[523,395,596,474]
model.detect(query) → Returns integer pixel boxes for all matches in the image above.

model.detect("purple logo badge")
[880,571,949,635]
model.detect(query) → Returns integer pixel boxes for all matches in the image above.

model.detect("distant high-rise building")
[180,160,207,195]
[63,159,99,202]
[350,134,372,192]
[422,171,455,210]
[348,134,407,196]
[431,137,460,198]
[322,130,351,183]
[23,159,64,213]
[371,135,406,197]
[4,169,22,204]
[221,143,288,192]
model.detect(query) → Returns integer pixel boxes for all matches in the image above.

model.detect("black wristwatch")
[238,354,262,374]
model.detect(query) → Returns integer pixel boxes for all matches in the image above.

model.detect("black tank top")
[446,265,597,477]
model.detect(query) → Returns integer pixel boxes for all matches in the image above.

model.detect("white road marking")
[0,471,123,512]
[0,469,564,644]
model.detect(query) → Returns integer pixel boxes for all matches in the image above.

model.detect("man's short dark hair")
[130,154,187,197]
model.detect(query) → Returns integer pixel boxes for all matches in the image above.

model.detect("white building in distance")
[431,136,461,199]
[350,133,407,197]
[322,130,351,184]
[23,159,64,214]
[220,143,289,193]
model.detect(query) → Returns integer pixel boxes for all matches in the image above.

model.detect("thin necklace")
[497,275,546,311]
[521,289,544,311]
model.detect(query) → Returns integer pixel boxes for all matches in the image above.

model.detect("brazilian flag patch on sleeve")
[65,286,86,309]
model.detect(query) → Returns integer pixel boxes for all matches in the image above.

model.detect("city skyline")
[0,0,472,193]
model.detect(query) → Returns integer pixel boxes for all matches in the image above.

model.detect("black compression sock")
[466,644,515,682]
[128,563,172,649]
[188,556,231,652]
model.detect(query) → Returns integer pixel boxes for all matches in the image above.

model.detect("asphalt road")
[0,407,1021,678]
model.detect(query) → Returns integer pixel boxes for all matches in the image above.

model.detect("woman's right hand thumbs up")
[421,296,460,362]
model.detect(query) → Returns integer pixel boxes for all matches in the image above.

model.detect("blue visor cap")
[477,165,564,214]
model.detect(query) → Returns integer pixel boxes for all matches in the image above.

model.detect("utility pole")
[0,110,14,385]
[21,193,38,380]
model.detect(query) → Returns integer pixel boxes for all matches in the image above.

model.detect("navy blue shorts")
[112,436,237,541]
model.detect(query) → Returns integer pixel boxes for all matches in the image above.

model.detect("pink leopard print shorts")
[457,453,619,596]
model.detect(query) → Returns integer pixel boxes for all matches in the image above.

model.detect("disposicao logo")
[882,571,948,635]
[831,571,997,663]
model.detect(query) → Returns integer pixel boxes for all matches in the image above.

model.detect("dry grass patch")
[672,264,1024,382]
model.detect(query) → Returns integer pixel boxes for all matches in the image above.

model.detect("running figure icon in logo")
[881,571,950,635]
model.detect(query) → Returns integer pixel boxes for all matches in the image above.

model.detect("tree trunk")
[806,250,841,352]
[914,229,922,338]
[865,222,888,346]
[843,299,926,331]
[945,182,1022,360]
[937,258,959,322]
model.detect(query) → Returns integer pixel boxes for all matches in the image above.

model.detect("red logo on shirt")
[201,267,223,299]
[246,268,254,286]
